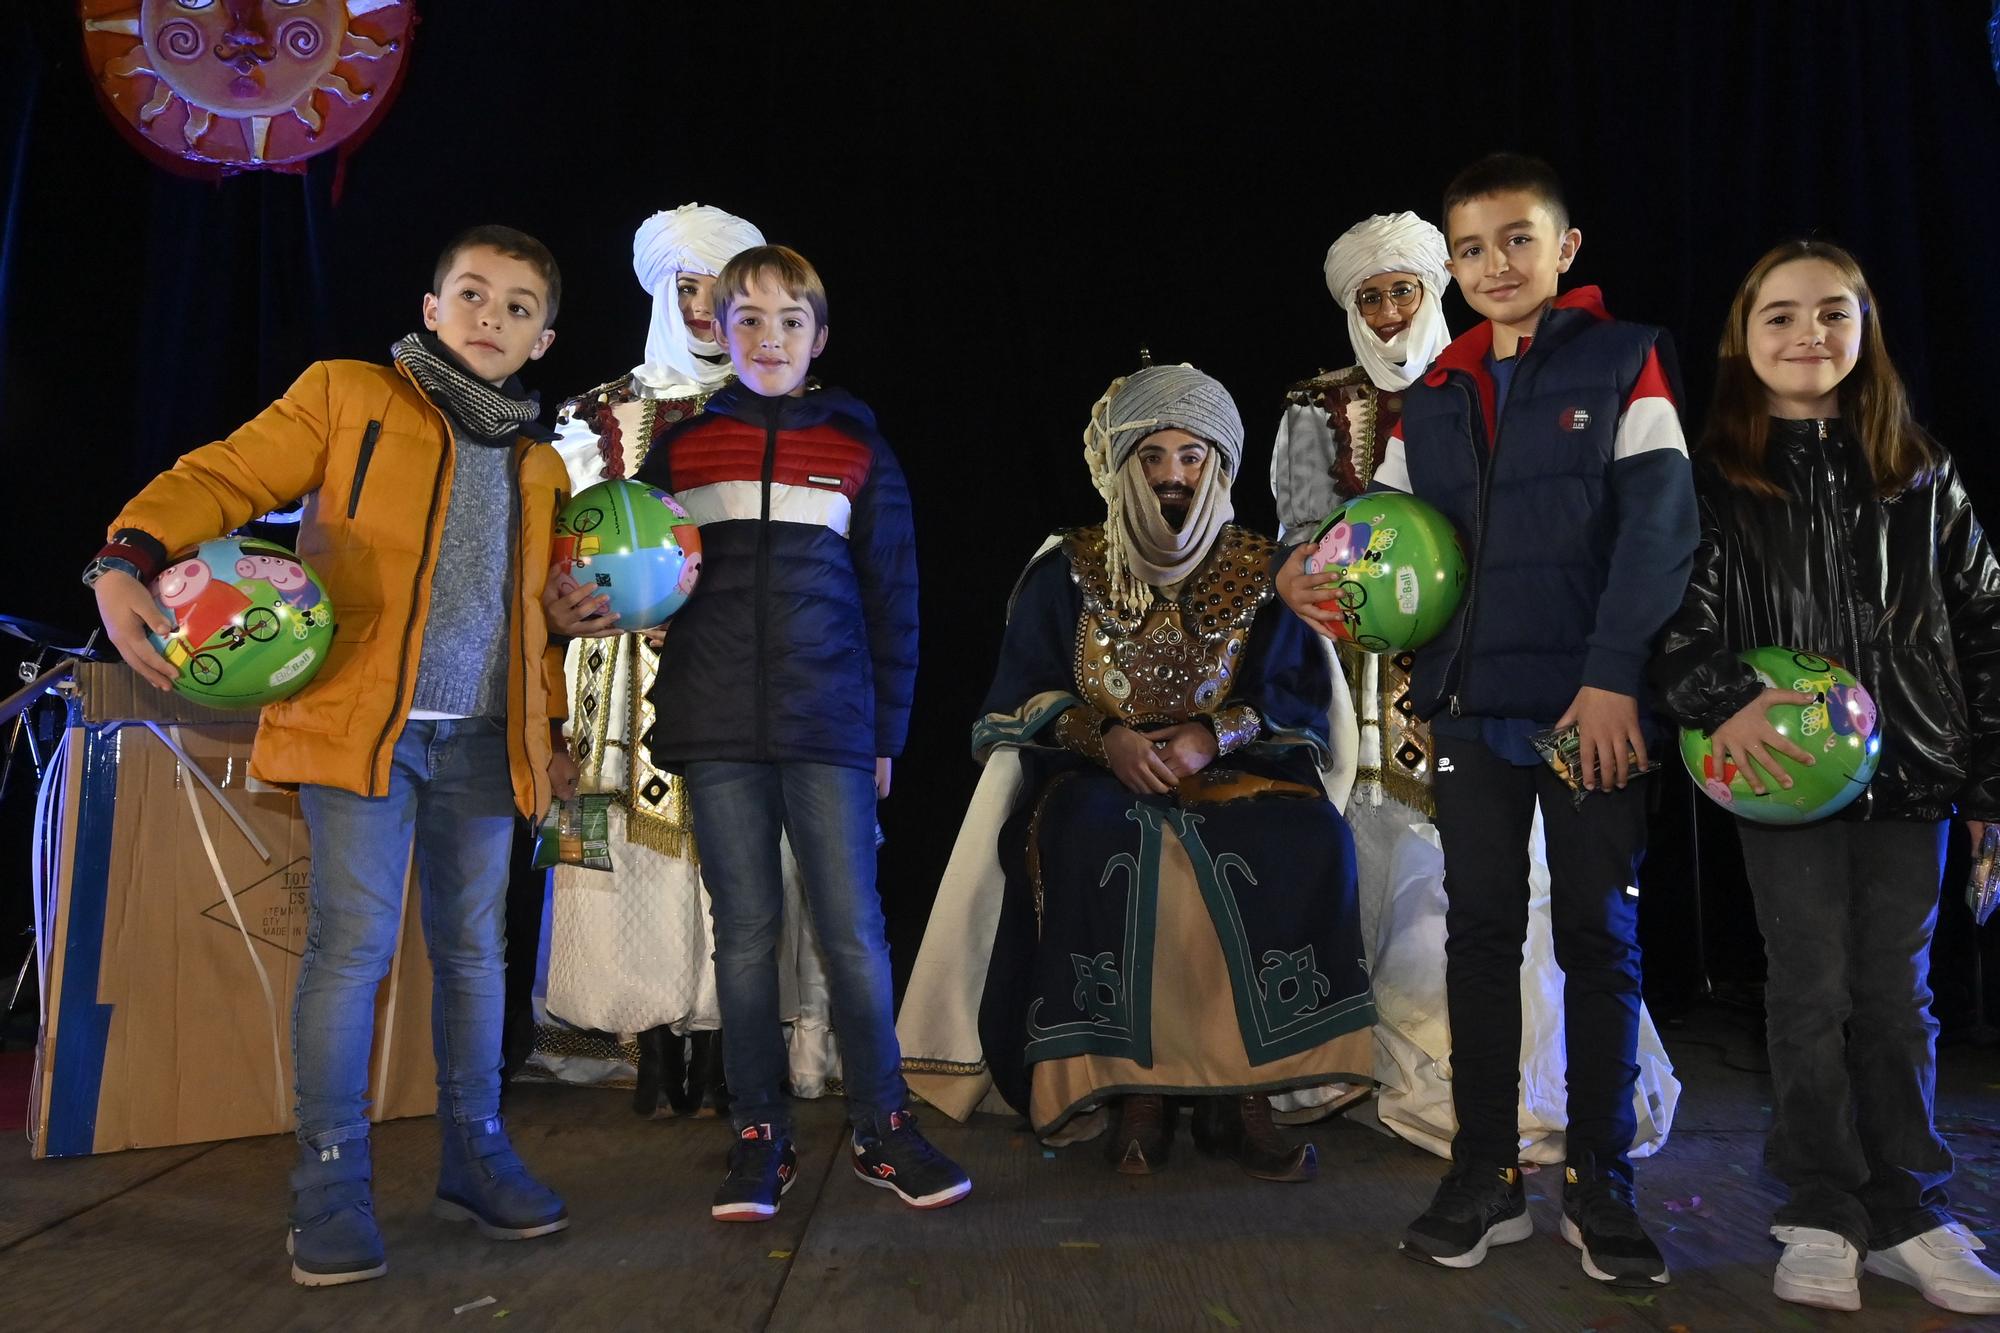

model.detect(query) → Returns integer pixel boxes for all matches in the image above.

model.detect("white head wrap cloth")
[1081,364,1244,617]
[1322,211,1452,393]
[631,203,766,394]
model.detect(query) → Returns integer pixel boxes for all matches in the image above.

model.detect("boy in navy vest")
[1280,154,1696,1285]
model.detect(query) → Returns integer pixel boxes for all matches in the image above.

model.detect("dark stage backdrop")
[3,2,1997,1016]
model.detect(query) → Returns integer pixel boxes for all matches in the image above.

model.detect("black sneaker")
[1401,1162,1533,1268]
[851,1109,971,1209]
[711,1123,797,1222]
[1561,1164,1670,1287]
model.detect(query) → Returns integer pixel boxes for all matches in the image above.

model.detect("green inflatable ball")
[552,480,703,630]
[146,537,335,708]
[1679,646,1881,824]
[1305,492,1468,653]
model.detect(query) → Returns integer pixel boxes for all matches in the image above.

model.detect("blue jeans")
[685,760,906,1135]
[293,717,516,1149]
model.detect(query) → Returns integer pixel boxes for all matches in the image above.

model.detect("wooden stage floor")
[3,1006,1998,1332]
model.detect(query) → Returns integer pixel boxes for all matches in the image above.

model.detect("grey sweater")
[410,428,515,717]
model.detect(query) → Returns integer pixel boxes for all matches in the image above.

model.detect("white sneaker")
[1771,1226,1861,1311]
[1863,1222,2000,1315]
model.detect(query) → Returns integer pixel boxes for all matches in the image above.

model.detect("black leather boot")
[633,1025,694,1118]
[689,1029,731,1119]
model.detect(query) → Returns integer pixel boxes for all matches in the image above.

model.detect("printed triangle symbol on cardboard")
[199,854,312,959]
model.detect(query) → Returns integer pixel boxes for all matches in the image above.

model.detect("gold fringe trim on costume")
[900,1057,988,1076]
[1351,765,1437,818]
[622,801,697,859]
[531,1024,641,1064]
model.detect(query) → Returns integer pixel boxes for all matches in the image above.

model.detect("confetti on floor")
[453,1296,496,1315]
[1204,1301,1243,1328]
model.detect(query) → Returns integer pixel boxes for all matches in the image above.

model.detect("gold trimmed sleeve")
[1051,704,1111,765]
[1206,703,1262,756]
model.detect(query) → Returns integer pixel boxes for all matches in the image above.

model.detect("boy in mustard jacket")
[85,225,608,1287]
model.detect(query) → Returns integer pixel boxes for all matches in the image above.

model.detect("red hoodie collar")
[1423,285,1611,386]
[1418,286,1611,447]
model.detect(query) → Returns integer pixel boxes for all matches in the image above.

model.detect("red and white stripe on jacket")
[668,418,875,537]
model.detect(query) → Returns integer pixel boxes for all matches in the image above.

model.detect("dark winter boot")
[432,1115,570,1240]
[287,1137,387,1288]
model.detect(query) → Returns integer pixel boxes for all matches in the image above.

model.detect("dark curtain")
[3,0,1996,1018]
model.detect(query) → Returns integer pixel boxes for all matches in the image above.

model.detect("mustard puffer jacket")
[106,358,569,817]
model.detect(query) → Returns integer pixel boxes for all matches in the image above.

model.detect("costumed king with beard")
[900,365,1373,1181]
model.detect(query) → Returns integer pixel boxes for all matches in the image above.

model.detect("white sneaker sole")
[431,1197,571,1240]
[1402,1210,1534,1269]
[1560,1214,1671,1286]
[285,1230,387,1288]
[1864,1254,2000,1315]
[711,1166,799,1221]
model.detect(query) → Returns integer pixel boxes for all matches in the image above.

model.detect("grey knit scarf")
[391,332,543,441]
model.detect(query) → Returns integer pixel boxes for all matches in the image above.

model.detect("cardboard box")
[32,663,436,1157]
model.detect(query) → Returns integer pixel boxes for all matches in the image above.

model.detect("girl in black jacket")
[1653,240,2000,1316]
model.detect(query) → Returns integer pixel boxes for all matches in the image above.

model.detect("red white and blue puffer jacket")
[634,381,918,773]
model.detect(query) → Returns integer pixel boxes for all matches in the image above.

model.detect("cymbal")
[0,612,102,659]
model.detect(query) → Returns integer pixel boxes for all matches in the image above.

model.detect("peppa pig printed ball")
[1305,492,1467,652]
[550,480,704,631]
[146,538,335,708]
[1680,646,1881,824]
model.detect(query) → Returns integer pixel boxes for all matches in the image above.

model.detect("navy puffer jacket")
[1383,287,1698,724]
[635,382,917,772]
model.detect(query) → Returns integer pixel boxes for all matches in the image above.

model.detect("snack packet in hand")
[1530,722,1652,808]
[1969,821,1999,927]
[533,794,614,872]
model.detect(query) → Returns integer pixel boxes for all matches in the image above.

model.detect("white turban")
[1322,212,1452,393]
[632,203,766,393]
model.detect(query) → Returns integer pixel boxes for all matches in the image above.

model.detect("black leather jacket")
[1651,417,2000,822]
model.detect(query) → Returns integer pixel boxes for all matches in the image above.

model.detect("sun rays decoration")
[79,0,415,175]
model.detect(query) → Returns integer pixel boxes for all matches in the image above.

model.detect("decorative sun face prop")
[80,0,415,173]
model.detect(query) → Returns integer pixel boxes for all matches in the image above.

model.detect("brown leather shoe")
[1104,1094,1171,1173]
[1236,1093,1316,1183]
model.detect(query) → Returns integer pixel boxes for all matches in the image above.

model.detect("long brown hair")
[1702,239,1934,499]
